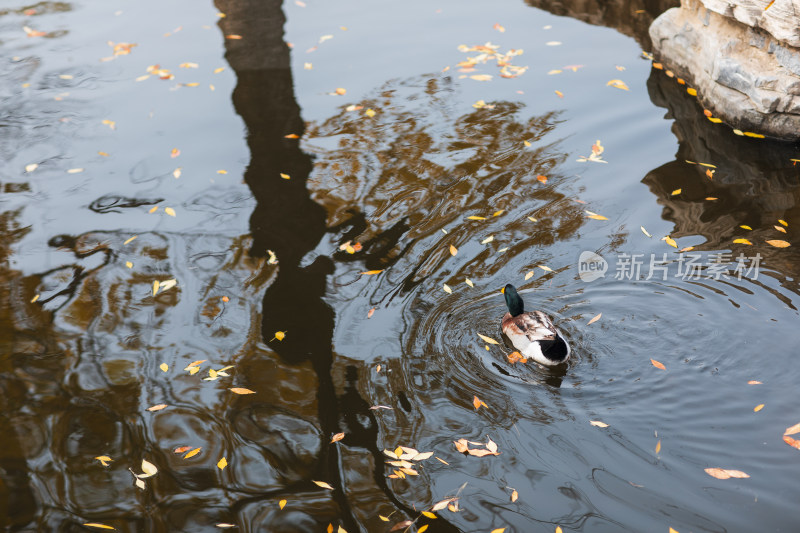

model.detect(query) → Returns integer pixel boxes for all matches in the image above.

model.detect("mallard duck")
[501,284,570,366]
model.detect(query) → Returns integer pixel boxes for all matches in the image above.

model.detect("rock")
[650,0,800,139]
[701,0,800,47]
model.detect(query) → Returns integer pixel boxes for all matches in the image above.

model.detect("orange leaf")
[449,244,458,256]
[313,480,334,490]
[766,240,790,248]
[651,359,666,370]
[784,422,800,435]
[229,387,255,395]
[536,175,547,183]
[146,404,167,412]
[783,435,800,449]
[748,380,762,385]
[507,351,528,364]
[174,446,192,454]
[183,447,202,459]
[330,432,345,443]
[360,270,384,275]
[473,396,487,410]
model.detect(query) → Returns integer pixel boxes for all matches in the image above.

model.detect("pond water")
[2,0,800,531]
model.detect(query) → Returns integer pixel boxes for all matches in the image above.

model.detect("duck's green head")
[503,283,524,316]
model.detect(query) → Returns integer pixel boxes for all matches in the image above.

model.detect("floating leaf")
[331,432,345,443]
[467,215,487,220]
[774,225,787,233]
[334,87,346,95]
[783,435,800,449]
[740,225,752,230]
[587,214,608,220]
[641,226,652,237]
[671,189,682,196]
[465,278,474,287]
[421,511,437,519]
[733,238,752,245]
[779,219,788,226]
[313,480,334,490]
[473,396,487,410]
[537,175,547,183]
[279,499,287,509]
[490,528,506,533]
[361,270,383,275]
[141,459,158,477]
[217,457,227,470]
[704,468,749,479]
[183,447,201,459]
[442,284,452,294]
[587,313,602,325]
[511,489,518,502]
[217,525,236,529]
[607,79,629,91]
[280,173,290,180]
[170,148,180,158]
[481,235,494,244]
[651,359,666,370]
[655,439,661,454]
[663,236,677,248]
[590,420,609,428]
[164,207,176,217]
[554,90,564,98]
[784,422,800,435]
[470,74,492,81]
[230,387,255,395]
[766,240,790,248]
[478,334,500,345]
[524,271,534,280]
[449,245,458,256]
[754,404,764,412]
[274,331,286,341]
[67,168,84,174]
[95,455,113,466]
[748,380,762,385]
[82,524,116,530]
[146,404,167,412]
[25,163,38,172]
[174,446,192,454]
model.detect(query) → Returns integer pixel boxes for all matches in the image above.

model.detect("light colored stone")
[650,0,800,139]
[701,0,800,47]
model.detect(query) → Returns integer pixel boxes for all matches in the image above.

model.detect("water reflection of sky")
[1,0,800,531]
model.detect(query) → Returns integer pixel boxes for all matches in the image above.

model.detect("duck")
[501,284,570,366]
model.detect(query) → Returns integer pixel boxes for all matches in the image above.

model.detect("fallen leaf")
[704,468,749,479]
[607,79,629,90]
[537,175,547,183]
[174,446,192,454]
[766,240,790,248]
[467,215,487,220]
[748,380,762,385]
[183,448,201,459]
[67,168,84,174]
[279,499,287,509]
[774,225,787,233]
[481,235,494,244]
[217,525,236,529]
[443,284,452,294]
[587,214,608,220]
[95,455,113,466]
[511,489,518,502]
[470,74,493,81]
[170,148,180,158]
[478,333,500,345]
[164,207,176,217]
[229,387,255,395]
[655,439,661,454]
[280,173,290,180]
[641,226,652,238]
[490,528,506,533]
[671,189,682,196]
[25,163,38,172]
[733,239,753,245]
[217,457,227,470]
[590,420,609,428]
[587,313,602,325]
[473,396,488,410]
[313,480,334,490]
[740,225,752,230]
[361,270,383,275]
[651,359,666,370]
[274,331,286,341]
[524,271,534,280]
[449,245,458,256]
[465,278,474,287]
[784,422,800,435]
[141,459,158,477]
[331,432,345,443]
[779,219,788,226]
[554,90,564,98]
[146,404,167,412]
[334,87,346,95]
[82,524,116,530]
[783,435,800,449]
[754,404,764,412]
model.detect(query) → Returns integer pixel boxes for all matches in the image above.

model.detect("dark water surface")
[2,0,800,531]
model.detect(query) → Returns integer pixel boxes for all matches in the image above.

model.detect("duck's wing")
[509,311,558,342]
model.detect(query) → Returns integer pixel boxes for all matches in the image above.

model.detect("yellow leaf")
[470,74,492,81]
[655,439,661,454]
[779,219,788,226]
[378,515,389,522]
[313,480,334,490]
[641,226,652,237]
[443,284,452,294]
[279,499,287,509]
[467,215,487,220]
[555,90,564,98]
[686,87,697,96]
[330,432,345,443]
[229,387,255,394]
[590,420,609,428]
[523,140,531,147]
[449,245,458,256]
[481,235,494,244]
[766,240,790,248]
[538,265,553,272]
[744,131,765,138]
[280,173,290,180]
[418,526,429,533]
[524,271,534,280]
[664,236,677,248]
[740,225,752,230]
[82,524,116,530]
[31,294,40,303]
[214,67,225,73]
[671,189,682,196]
[361,270,383,275]
[148,206,158,214]
[152,280,160,296]
[159,363,168,372]
[478,334,500,345]
[556,528,563,533]
[98,151,109,157]
[511,489,518,502]
[669,528,679,533]
[493,210,504,217]
[733,238,752,245]
[274,331,286,341]
[364,108,376,118]
[421,511,436,518]
[587,214,608,220]
[708,117,722,123]
[491,528,506,533]
[754,404,764,412]
[164,207,176,217]
[606,79,629,90]
[217,457,227,470]
[334,87,346,95]
[774,225,786,233]
[146,404,167,412]
[217,169,227,174]
[465,278,474,287]
[183,447,201,459]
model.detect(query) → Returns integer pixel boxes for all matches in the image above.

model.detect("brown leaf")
[650,359,666,370]
[390,520,413,532]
